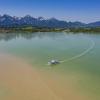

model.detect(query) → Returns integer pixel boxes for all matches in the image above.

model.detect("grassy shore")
[0,26,100,33]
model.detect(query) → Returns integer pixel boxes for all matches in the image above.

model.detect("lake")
[0,32,100,100]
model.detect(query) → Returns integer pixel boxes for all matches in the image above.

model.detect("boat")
[48,60,60,65]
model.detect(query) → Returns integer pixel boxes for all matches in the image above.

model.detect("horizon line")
[0,14,100,24]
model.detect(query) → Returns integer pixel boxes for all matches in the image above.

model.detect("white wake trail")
[60,38,95,63]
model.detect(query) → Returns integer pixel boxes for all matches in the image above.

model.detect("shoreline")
[0,27,100,33]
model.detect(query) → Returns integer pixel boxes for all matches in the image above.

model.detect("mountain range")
[0,14,100,28]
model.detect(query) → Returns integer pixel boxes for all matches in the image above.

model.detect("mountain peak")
[24,15,32,18]
[2,14,12,18]
[38,17,45,20]
[0,14,100,28]
[49,17,58,21]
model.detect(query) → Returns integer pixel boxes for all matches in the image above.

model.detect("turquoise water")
[0,32,100,99]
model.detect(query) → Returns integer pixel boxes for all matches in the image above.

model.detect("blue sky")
[0,0,100,23]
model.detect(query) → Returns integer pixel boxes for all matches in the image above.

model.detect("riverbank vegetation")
[0,26,100,33]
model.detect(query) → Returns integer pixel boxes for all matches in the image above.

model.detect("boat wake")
[60,37,95,63]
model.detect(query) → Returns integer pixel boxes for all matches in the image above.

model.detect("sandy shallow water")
[0,53,90,100]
